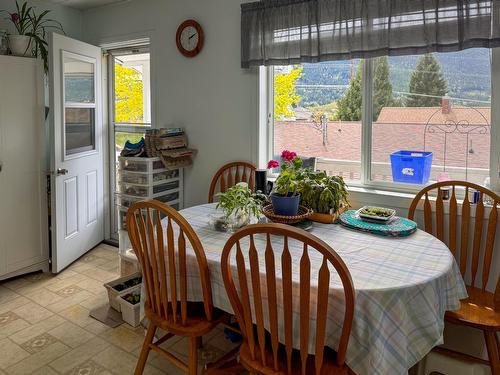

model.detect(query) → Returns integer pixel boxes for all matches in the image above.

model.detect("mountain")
[294,48,491,107]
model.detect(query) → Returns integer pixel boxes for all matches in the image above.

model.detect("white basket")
[103,271,142,311]
[117,285,142,327]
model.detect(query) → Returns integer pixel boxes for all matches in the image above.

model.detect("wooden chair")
[221,223,356,374]
[408,181,500,374]
[126,200,231,375]
[208,161,256,203]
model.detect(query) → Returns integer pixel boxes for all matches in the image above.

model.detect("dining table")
[145,203,468,375]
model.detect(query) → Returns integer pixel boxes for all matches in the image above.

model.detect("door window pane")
[65,108,96,155]
[64,56,95,103]
[273,61,362,182]
[371,50,491,185]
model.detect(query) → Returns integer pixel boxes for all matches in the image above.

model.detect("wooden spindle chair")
[208,161,256,203]
[221,223,356,375]
[126,200,231,375]
[408,181,500,374]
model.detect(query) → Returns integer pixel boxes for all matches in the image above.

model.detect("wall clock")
[176,19,204,57]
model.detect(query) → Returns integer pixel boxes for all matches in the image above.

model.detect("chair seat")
[145,302,230,337]
[445,286,500,331]
[239,342,352,375]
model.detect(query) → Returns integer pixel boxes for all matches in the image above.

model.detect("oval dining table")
[144,203,467,375]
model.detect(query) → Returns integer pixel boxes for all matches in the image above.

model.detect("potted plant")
[212,184,264,232]
[268,150,303,216]
[117,286,142,327]
[104,272,142,311]
[1,1,63,70]
[297,169,350,223]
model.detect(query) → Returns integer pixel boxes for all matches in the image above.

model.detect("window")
[268,49,495,191]
[109,47,151,240]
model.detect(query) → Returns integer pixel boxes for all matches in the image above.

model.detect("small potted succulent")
[211,184,265,232]
[268,150,303,216]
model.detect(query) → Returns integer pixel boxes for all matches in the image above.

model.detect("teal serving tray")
[339,210,417,237]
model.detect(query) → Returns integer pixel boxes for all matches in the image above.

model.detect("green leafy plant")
[215,185,265,219]
[268,150,303,196]
[1,1,64,71]
[297,169,349,214]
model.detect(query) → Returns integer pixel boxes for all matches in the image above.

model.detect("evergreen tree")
[336,62,362,121]
[406,54,448,107]
[373,56,393,121]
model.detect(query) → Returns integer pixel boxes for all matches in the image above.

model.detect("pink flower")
[9,13,20,23]
[267,160,279,169]
[281,150,297,162]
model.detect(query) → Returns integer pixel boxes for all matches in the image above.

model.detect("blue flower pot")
[271,193,300,216]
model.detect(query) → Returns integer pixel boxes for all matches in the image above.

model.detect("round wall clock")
[176,19,204,57]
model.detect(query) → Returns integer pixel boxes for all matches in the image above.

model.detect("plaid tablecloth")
[154,204,467,375]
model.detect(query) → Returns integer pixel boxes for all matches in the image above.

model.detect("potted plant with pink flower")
[267,150,303,216]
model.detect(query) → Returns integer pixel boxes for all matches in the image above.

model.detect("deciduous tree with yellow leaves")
[274,66,303,120]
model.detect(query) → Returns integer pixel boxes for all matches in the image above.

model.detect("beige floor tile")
[25,288,64,307]
[93,345,164,375]
[45,275,88,293]
[82,320,112,336]
[0,286,21,304]
[96,262,119,273]
[19,333,60,354]
[12,302,54,324]
[9,315,66,344]
[78,292,108,311]
[90,246,119,260]
[48,321,94,348]
[29,366,60,375]
[48,337,110,374]
[53,269,80,280]
[85,269,118,283]
[0,318,31,339]
[98,324,144,352]
[74,278,106,295]
[63,359,108,375]
[45,290,95,313]
[0,296,30,314]
[0,338,30,369]
[0,278,32,292]
[5,341,70,375]
[57,305,94,327]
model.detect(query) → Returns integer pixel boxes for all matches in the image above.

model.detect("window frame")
[264,50,500,195]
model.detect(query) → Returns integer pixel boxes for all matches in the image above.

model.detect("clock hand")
[189,34,196,40]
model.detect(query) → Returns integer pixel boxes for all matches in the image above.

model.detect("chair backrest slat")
[483,202,498,291]
[424,193,433,233]
[460,188,471,276]
[299,244,311,375]
[236,241,256,359]
[315,256,330,375]
[208,162,257,203]
[471,195,485,286]
[155,210,169,319]
[281,236,294,373]
[178,229,188,324]
[408,181,500,301]
[265,234,280,371]
[167,218,178,323]
[436,188,444,241]
[221,224,355,374]
[126,201,213,325]
[448,186,458,257]
[249,235,267,365]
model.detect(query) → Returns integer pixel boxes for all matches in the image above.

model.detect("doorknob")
[56,168,68,176]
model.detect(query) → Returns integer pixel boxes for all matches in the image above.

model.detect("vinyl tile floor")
[0,244,239,375]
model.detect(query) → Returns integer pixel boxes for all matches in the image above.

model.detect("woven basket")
[262,204,313,225]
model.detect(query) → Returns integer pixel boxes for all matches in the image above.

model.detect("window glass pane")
[114,53,151,124]
[273,61,362,182]
[65,108,96,155]
[371,50,491,186]
[64,56,95,103]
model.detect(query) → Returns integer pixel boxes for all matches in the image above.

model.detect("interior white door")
[49,32,104,272]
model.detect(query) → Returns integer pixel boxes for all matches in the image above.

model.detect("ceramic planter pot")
[271,192,300,216]
[8,35,32,57]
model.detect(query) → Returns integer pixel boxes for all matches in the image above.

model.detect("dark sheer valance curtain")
[241,0,500,68]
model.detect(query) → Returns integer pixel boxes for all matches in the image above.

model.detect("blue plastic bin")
[390,150,433,184]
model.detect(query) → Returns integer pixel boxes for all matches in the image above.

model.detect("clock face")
[176,20,204,57]
[180,26,199,52]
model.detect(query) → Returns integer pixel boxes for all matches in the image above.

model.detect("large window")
[269,49,494,191]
